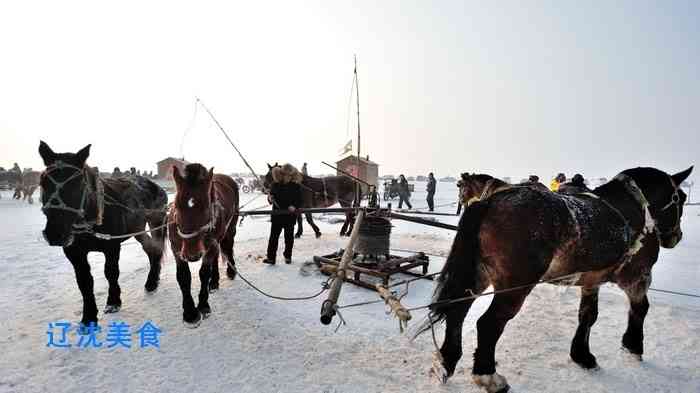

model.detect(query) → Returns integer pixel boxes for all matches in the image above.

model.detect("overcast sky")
[0,1,697,182]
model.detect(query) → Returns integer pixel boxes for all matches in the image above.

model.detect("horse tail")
[143,179,169,260]
[410,201,489,339]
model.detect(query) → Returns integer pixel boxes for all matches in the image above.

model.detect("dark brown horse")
[262,163,357,237]
[168,163,239,327]
[38,141,168,328]
[414,167,693,392]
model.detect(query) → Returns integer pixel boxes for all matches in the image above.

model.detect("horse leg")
[305,212,321,238]
[64,247,99,328]
[570,286,600,369]
[621,285,650,359]
[295,214,303,238]
[222,225,237,280]
[472,289,532,393]
[209,243,220,292]
[103,243,122,313]
[432,302,473,383]
[135,233,161,293]
[175,256,201,327]
[198,245,217,318]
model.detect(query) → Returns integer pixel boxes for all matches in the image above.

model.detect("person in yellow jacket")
[550,173,566,191]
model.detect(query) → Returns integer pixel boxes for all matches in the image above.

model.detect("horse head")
[618,166,693,248]
[262,162,280,192]
[458,173,499,206]
[173,163,215,262]
[38,141,92,247]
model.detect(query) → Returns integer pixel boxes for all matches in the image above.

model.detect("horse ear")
[172,165,183,186]
[672,166,693,186]
[76,144,91,165]
[38,141,56,166]
[208,167,215,181]
[267,163,272,170]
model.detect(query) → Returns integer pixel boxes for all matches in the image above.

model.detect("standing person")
[426,172,437,211]
[550,173,566,192]
[301,162,308,176]
[397,174,412,210]
[263,164,303,265]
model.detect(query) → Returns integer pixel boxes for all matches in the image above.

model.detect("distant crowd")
[110,167,157,179]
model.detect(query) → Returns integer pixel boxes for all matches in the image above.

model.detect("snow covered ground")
[0,183,698,393]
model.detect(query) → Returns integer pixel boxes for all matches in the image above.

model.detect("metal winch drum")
[355,216,392,258]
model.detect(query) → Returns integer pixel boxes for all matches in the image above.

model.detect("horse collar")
[613,174,657,236]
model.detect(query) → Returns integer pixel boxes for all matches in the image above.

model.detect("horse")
[413,166,693,392]
[14,170,41,203]
[168,163,239,327]
[456,172,549,213]
[38,141,168,328]
[262,163,357,237]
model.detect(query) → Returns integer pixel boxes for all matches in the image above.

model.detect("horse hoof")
[315,232,322,239]
[227,269,237,280]
[183,312,202,328]
[144,281,159,293]
[199,306,212,319]
[472,372,509,393]
[294,234,302,239]
[209,283,219,293]
[571,353,599,370]
[621,346,643,361]
[104,304,121,314]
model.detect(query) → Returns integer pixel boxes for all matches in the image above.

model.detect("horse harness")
[42,161,105,229]
[175,181,238,240]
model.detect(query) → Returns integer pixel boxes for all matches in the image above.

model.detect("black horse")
[415,166,693,392]
[262,163,357,237]
[38,141,168,328]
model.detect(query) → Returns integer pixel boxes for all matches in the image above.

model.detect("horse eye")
[672,194,680,203]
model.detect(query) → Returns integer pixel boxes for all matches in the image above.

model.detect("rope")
[226,260,331,301]
[90,222,169,240]
[648,287,700,298]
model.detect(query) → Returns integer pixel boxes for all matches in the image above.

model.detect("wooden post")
[320,209,365,325]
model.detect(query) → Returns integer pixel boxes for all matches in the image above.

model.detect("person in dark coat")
[426,172,437,211]
[263,164,303,265]
[397,174,412,209]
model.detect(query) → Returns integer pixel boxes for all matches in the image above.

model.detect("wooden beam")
[320,210,365,325]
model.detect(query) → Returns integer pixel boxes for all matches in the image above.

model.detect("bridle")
[41,161,103,226]
[613,173,682,238]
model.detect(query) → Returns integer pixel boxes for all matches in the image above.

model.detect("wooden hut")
[156,157,189,180]
[336,155,379,195]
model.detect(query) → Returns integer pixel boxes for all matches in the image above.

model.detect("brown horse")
[456,172,549,213]
[262,163,357,237]
[414,167,693,392]
[168,163,239,327]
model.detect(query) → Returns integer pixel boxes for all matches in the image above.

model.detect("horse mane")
[182,163,209,187]
[271,163,303,184]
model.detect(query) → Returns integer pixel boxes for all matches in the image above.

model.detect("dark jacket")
[427,177,436,194]
[399,179,411,197]
[270,182,303,211]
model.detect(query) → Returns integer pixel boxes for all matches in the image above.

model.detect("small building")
[156,157,189,180]
[336,155,379,195]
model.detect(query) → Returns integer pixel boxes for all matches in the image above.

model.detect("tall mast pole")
[354,55,361,205]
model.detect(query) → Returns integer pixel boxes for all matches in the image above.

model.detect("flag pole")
[354,54,361,206]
